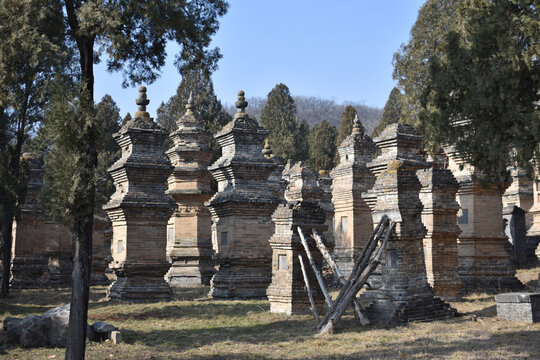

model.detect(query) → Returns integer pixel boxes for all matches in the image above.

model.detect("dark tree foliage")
[309,120,338,171]
[420,0,540,182]
[372,87,403,137]
[94,95,121,205]
[334,105,357,165]
[156,67,231,158]
[393,0,462,127]
[32,1,229,358]
[0,0,65,297]
[260,83,309,163]
[336,105,357,146]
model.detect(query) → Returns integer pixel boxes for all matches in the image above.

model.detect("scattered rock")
[4,318,22,344]
[90,321,118,342]
[110,330,122,345]
[2,304,119,349]
[20,315,50,348]
[43,304,70,347]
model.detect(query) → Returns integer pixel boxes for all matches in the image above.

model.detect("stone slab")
[495,292,540,323]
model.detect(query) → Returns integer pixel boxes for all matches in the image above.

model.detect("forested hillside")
[225,96,382,134]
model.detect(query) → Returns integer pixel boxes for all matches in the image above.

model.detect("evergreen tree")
[31,2,228,358]
[156,67,231,157]
[0,0,65,297]
[372,87,403,137]
[420,0,540,182]
[336,105,357,146]
[94,95,121,206]
[393,0,462,127]
[260,83,308,163]
[335,105,357,165]
[309,120,338,171]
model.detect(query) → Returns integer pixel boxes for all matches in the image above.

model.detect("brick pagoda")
[330,115,377,275]
[362,124,455,324]
[417,152,462,300]
[164,93,215,286]
[446,148,523,293]
[267,162,328,314]
[104,87,175,302]
[206,90,280,298]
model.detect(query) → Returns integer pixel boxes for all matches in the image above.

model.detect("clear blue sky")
[94,1,425,119]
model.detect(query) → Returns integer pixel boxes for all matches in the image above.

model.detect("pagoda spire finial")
[262,138,273,159]
[135,86,150,118]
[235,90,248,113]
[185,91,194,115]
[352,114,364,135]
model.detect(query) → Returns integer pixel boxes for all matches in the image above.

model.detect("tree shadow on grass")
[88,300,271,322]
[121,317,317,351]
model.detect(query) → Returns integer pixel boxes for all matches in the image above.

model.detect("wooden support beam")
[297,226,333,309]
[298,254,319,322]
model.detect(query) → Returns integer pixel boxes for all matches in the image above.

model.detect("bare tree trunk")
[1,216,13,297]
[1,97,28,298]
[65,219,93,359]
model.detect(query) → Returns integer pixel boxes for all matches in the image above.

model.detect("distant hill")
[225,95,382,134]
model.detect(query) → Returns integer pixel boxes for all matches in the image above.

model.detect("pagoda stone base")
[210,258,271,299]
[268,293,324,315]
[11,255,72,288]
[458,237,524,294]
[107,276,173,303]
[364,295,456,325]
[165,258,215,287]
[333,250,357,278]
[90,274,111,286]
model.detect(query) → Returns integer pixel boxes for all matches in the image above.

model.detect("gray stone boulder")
[2,305,119,348]
[19,315,50,348]
[90,321,118,342]
[3,317,22,344]
[43,304,70,347]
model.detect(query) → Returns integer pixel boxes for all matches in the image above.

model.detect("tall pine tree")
[420,0,540,181]
[260,83,308,163]
[156,67,231,157]
[393,0,462,127]
[372,87,403,137]
[334,105,358,165]
[309,120,338,171]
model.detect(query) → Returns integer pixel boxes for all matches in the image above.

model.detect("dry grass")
[1,268,539,360]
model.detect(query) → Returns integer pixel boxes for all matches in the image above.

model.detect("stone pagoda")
[446,148,523,293]
[104,86,175,302]
[362,124,455,324]
[206,90,280,299]
[417,152,462,300]
[526,167,540,259]
[164,93,215,286]
[330,115,377,275]
[267,162,328,314]
[11,155,72,288]
[503,167,534,231]
[11,155,111,288]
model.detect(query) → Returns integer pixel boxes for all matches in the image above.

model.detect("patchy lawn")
[1,267,539,359]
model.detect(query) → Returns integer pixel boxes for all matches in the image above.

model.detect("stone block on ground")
[90,321,118,342]
[495,292,540,323]
[110,330,122,345]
